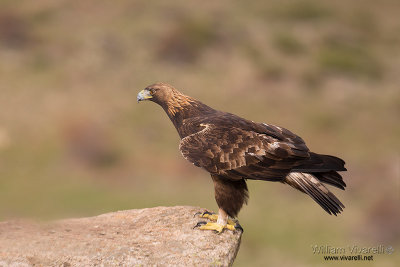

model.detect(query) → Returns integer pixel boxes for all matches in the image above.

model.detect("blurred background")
[0,0,399,266]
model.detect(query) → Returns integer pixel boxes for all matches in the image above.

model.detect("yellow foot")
[195,211,237,225]
[193,220,243,234]
[194,221,242,234]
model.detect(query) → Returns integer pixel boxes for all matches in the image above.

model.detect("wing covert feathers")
[179,124,310,181]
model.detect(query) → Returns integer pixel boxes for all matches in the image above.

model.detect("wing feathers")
[179,124,310,181]
[285,172,345,215]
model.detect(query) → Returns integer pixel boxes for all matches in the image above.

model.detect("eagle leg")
[193,209,243,233]
[195,210,237,226]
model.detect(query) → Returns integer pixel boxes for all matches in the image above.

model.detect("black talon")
[193,211,202,218]
[234,222,244,232]
[193,210,214,218]
[193,221,207,229]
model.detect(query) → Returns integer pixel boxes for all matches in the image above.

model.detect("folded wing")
[179,123,310,181]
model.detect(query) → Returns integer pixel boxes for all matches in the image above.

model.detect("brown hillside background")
[0,0,399,266]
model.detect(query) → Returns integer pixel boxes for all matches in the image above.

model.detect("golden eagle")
[137,83,346,233]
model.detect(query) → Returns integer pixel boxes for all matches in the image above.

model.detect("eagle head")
[137,83,214,135]
[137,82,176,104]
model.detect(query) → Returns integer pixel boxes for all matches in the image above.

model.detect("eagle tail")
[314,171,346,190]
[291,153,347,190]
[284,172,345,215]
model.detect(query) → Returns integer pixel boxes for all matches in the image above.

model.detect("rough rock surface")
[0,206,242,266]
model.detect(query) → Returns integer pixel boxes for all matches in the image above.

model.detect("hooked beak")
[137,89,152,103]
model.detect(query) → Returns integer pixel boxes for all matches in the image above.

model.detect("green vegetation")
[273,32,305,55]
[274,0,332,21]
[317,41,383,79]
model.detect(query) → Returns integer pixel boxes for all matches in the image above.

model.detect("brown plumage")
[137,83,347,229]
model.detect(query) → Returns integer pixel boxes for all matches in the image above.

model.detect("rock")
[0,206,242,266]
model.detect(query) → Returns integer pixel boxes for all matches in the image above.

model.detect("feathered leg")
[194,175,247,233]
